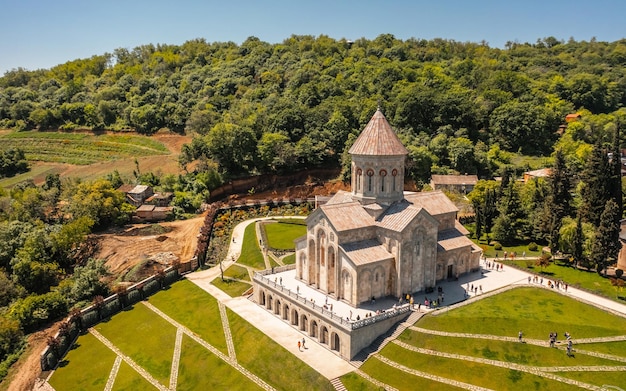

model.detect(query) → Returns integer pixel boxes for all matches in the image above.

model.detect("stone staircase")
[350,310,423,367]
[330,377,347,391]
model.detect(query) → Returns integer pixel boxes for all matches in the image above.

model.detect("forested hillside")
[2,35,626,183]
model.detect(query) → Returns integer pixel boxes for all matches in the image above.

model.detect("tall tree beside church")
[545,149,573,253]
[492,181,524,244]
[590,199,621,275]
[580,142,611,226]
[572,211,585,268]
[608,122,623,215]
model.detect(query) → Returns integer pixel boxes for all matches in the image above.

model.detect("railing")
[253,272,411,330]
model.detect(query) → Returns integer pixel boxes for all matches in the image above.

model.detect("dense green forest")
[2,34,626,182]
[1,34,626,382]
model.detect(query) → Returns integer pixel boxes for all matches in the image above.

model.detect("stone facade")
[295,109,481,306]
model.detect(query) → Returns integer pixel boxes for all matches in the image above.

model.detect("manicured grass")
[226,308,332,391]
[472,237,543,259]
[49,332,117,391]
[111,361,156,391]
[398,330,621,367]
[554,370,626,389]
[176,335,262,390]
[379,343,570,390]
[504,258,622,300]
[339,372,385,391]
[211,277,252,297]
[576,340,626,358]
[262,219,307,250]
[95,305,176,385]
[224,264,251,281]
[148,279,228,354]
[0,131,168,165]
[282,253,296,265]
[418,287,626,339]
[237,223,266,269]
[359,356,460,390]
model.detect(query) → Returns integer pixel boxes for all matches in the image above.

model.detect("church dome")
[348,109,408,156]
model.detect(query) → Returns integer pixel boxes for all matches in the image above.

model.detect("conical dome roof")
[348,109,408,156]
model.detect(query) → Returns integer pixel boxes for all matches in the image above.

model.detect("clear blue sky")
[1,0,625,75]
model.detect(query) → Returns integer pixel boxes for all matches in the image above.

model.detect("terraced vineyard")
[0,131,169,165]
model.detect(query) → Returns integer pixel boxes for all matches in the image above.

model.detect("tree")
[608,122,623,214]
[63,179,133,229]
[591,199,621,275]
[545,149,573,253]
[536,253,551,271]
[580,142,611,226]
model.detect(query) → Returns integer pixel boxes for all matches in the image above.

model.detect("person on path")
[298,340,301,351]
[518,331,523,342]
[302,338,306,349]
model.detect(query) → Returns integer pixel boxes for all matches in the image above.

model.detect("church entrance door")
[447,264,453,279]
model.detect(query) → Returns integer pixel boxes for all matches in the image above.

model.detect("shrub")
[81,311,99,328]
[127,289,142,304]
[493,242,502,251]
[528,242,538,251]
[9,291,68,332]
[616,269,624,278]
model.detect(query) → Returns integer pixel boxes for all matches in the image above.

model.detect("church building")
[294,109,481,306]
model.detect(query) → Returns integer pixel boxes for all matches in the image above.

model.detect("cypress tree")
[545,149,572,253]
[572,211,584,268]
[580,142,611,226]
[591,199,621,275]
[608,122,623,215]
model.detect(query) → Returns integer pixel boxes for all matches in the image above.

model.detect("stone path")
[392,340,612,390]
[219,302,237,362]
[103,356,122,391]
[89,327,168,391]
[141,301,275,391]
[169,328,183,390]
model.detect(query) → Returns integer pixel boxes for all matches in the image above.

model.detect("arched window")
[380,170,387,192]
[392,169,398,191]
[356,168,362,191]
[367,169,374,192]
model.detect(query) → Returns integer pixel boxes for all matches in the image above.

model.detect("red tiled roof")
[340,239,393,266]
[348,109,408,156]
[430,175,478,186]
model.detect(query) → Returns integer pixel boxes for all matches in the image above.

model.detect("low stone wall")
[40,266,180,371]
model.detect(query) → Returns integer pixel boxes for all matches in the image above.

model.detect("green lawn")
[504,258,623,300]
[226,308,332,391]
[95,305,176,385]
[399,330,622,367]
[472,236,543,259]
[211,277,253,297]
[237,223,266,269]
[148,279,228,354]
[339,372,385,391]
[554,370,626,389]
[224,264,251,281]
[176,335,262,391]
[379,344,569,390]
[262,219,307,250]
[577,340,626,358]
[49,332,117,391]
[418,287,626,339]
[111,361,156,391]
[282,253,296,265]
[359,356,460,390]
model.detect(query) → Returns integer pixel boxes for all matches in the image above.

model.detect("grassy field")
[224,264,251,281]
[111,361,155,391]
[147,279,228,354]
[94,305,176,385]
[226,308,332,391]
[237,223,266,269]
[0,131,168,165]
[262,219,306,250]
[357,286,626,390]
[211,277,252,297]
[503,258,623,300]
[49,332,117,391]
[417,287,626,339]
